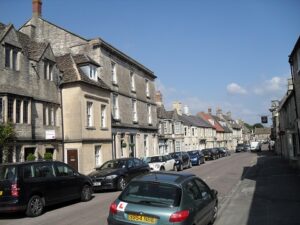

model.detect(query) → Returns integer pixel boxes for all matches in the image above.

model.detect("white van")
[250,141,261,152]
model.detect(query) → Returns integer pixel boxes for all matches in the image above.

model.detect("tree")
[0,122,16,163]
[244,123,253,131]
[253,123,264,129]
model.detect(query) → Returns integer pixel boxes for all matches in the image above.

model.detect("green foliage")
[0,122,16,163]
[26,153,36,161]
[44,152,53,160]
[253,123,264,129]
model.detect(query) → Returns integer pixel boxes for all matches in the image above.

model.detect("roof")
[132,171,195,185]
[157,106,180,121]
[0,22,49,62]
[56,54,110,90]
[24,17,156,79]
[72,54,100,67]
[198,112,224,132]
[255,127,271,135]
[17,31,48,61]
[179,114,213,128]
[289,36,300,61]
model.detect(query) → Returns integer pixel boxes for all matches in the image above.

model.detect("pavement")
[215,150,300,225]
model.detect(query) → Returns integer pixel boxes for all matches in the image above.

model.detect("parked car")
[201,148,220,160]
[187,150,205,166]
[218,147,231,156]
[88,158,150,191]
[235,144,245,152]
[145,155,175,171]
[244,144,251,151]
[169,151,192,171]
[107,172,218,225]
[250,141,262,152]
[0,160,93,217]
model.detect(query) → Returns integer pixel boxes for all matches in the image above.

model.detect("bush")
[44,152,53,160]
[26,153,36,161]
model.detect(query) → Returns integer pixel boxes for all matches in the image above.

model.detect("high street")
[0,151,258,225]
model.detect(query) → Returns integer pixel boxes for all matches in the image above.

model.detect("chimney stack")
[208,108,212,115]
[172,101,182,115]
[216,108,222,117]
[32,0,42,17]
[155,91,163,106]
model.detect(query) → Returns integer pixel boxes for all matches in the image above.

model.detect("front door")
[67,149,78,171]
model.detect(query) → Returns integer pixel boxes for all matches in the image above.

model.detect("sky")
[1,0,299,125]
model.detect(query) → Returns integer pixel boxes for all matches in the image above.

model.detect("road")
[0,151,258,225]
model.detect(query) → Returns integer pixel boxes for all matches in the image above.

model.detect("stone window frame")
[4,43,21,71]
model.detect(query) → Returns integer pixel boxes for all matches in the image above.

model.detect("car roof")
[132,171,195,186]
[0,160,61,167]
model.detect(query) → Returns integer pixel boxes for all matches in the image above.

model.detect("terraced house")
[0,22,62,163]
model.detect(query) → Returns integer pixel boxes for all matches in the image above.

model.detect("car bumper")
[0,198,26,213]
[92,178,118,191]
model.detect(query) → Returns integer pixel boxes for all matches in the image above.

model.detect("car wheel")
[197,159,200,166]
[117,177,127,191]
[26,195,44,217]
[81,185,92,202]
[160,166,165,171]
[173,165,176,171]
[188,161,192,168]
[178,164,183,171]
[209,204,218,224]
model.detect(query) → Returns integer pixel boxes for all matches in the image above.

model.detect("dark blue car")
[187,150,205,166]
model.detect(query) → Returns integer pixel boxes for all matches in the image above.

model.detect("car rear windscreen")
[120,181,181,207]
[0,165,17,181]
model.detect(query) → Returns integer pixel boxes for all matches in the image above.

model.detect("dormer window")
[44,59,54,81]
[80,64,98,81]
[5,44,20,71]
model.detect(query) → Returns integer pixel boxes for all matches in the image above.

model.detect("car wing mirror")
[211,189,218,197]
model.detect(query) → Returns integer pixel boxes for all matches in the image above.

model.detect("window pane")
[5,46,10,68]
[23,100,28,124]
[7,97,14,122]
[16,99,21,123]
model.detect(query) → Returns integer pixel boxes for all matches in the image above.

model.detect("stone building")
[55,54,111,174]
[20,0,158,163]
[0,22,62,162]
[156,92,184,154]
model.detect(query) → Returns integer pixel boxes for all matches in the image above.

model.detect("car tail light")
[11,183,19,197]
[169,210,189,222]
[109,202,118,215]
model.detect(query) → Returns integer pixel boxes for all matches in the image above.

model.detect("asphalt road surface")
[0,151,259,225]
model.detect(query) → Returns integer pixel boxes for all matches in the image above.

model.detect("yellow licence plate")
[0,191,3,196]
[128,214,157,224]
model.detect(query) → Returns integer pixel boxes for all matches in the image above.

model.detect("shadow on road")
[241,150,300,225]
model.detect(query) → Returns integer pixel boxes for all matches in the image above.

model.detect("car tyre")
[26,195,44,217]
[117,177,127,191]
[178,164,183,171]
[160,167,165,171]
[209,204,218,224]
[188,161,192,168]
[81,185,92,202]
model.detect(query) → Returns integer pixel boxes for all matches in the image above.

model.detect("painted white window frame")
[100,104,107,128]
[130,71,136,91]
[132,99,138,122]
[111,62,117,84]
[87,101,93,127]
[112,94,119,119]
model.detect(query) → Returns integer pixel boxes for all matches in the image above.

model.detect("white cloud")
[226,83,247,95]
[254,76,287,95]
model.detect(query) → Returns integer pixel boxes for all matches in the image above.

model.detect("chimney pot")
[32,0,42,17]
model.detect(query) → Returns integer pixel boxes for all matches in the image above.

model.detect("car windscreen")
[120,181,181,207]
[170,153,180,159]
[187,151,198,157]
[146,156,163,163]
[0,165,17,181]
[98,160,127,170]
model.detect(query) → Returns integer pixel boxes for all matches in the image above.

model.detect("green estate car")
[107,172,218,225]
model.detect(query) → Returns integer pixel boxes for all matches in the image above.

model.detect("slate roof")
[17,31,48,61]
[255,127,271,135]
[73,54,100,67]
[179,114,213,128]
[56,54,110,90]
[157,106,180,121]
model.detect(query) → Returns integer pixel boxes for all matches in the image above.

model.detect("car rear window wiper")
[138,200,171,206]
